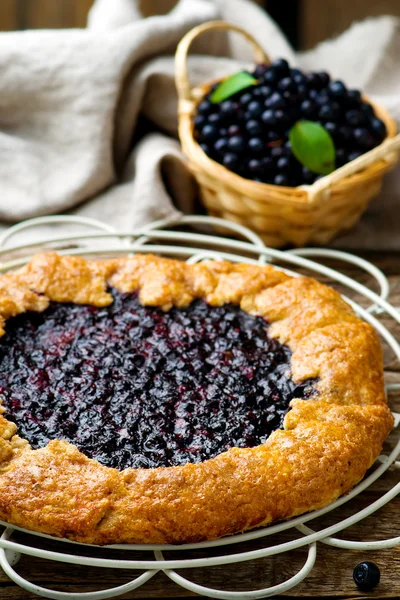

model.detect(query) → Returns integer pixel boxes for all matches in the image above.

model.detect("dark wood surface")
[0,249,399,599]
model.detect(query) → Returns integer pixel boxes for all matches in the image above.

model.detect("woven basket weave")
[175,21,400,248]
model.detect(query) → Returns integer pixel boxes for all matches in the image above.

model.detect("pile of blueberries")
[194,59,387,187]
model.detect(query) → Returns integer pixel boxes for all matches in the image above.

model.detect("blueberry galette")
[0,253,393,544]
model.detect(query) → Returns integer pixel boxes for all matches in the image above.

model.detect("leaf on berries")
[210,72,258,103]
[289,120,336,176]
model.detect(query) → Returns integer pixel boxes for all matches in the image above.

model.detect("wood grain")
[0,251,399,598]
[0,0,92,30]
[301,0,400,49]
[0,0,18,31]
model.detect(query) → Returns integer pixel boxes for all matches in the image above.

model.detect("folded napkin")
[0,0,399,249]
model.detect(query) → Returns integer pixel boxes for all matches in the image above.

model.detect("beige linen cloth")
[0,0,399,249]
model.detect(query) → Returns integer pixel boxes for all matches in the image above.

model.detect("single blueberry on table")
[353,562,380,592]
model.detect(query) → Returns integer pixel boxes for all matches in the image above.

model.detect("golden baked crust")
[0,253,393,544]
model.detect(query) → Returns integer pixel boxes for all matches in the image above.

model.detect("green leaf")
[210,72,258,104]
[289,120,336,176]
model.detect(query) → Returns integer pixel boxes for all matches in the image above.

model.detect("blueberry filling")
[0,290,315,469]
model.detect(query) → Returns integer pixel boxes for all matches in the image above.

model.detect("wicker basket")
[175,21,400,248]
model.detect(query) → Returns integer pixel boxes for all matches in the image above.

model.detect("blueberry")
[324,122,339,138]
[197,100,213,115]
[194,115,206,130]
[261,156,274,170]
[291,68,307,85]
[353,562,380,592]
[248,137,264,153]
[252,87,264,98]
[345,109,366,127]
[283,91,300,107]
[278,77,296,93]
[220,100,235,116]
[301,166,315,184]
[263,69,279,85]
[297,84,308,100]
[270,58,289,74]
[305,72,320,89]
[315,92,330,106]
[223,152,239,169]
[318,102,340,121]
[227,135,246,152]
[261,109,277,126]
[265,92,286,109]
[219,127,228,137]
[347,150,362,162]
[271,146,284,158]
[228,124,241,136]
[214,138,228,154]
[208,113,222,125]
[336,148,347,166]
[274,173,290,185]
[370,117,387,141]
[201,124,218,140]
[246,119,263,136]
[361,102,375,117]
[338,125,353,143]
[240,92,253,106]
[199,143,211,155]
[308,89,319,100]
[354,127,375,149]
[259,85,273,97]
[248,158,262,172]
[328,80,347,97]
[247,100,263,117]
[317,71,330,87]
[267,131,282,143]
[274,109,288,127]
[253,64,268,79]
[300,99,317,118]
[277,156,291,171]
[347,89,362,105]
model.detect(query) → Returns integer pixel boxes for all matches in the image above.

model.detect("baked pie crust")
[0,253,393,545]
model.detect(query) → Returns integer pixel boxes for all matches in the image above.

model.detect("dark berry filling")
[0,290,315,469]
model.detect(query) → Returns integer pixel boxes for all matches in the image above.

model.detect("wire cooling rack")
[0,214,399,600]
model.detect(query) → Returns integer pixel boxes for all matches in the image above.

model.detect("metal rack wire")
[0,214,399,600]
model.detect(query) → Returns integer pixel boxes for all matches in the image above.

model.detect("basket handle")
[175,20,270,110]
[308,133,400,200]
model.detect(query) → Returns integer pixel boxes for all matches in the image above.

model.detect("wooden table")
[1,250,399,600]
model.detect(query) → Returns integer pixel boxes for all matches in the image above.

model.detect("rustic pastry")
[0,253,393,545]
